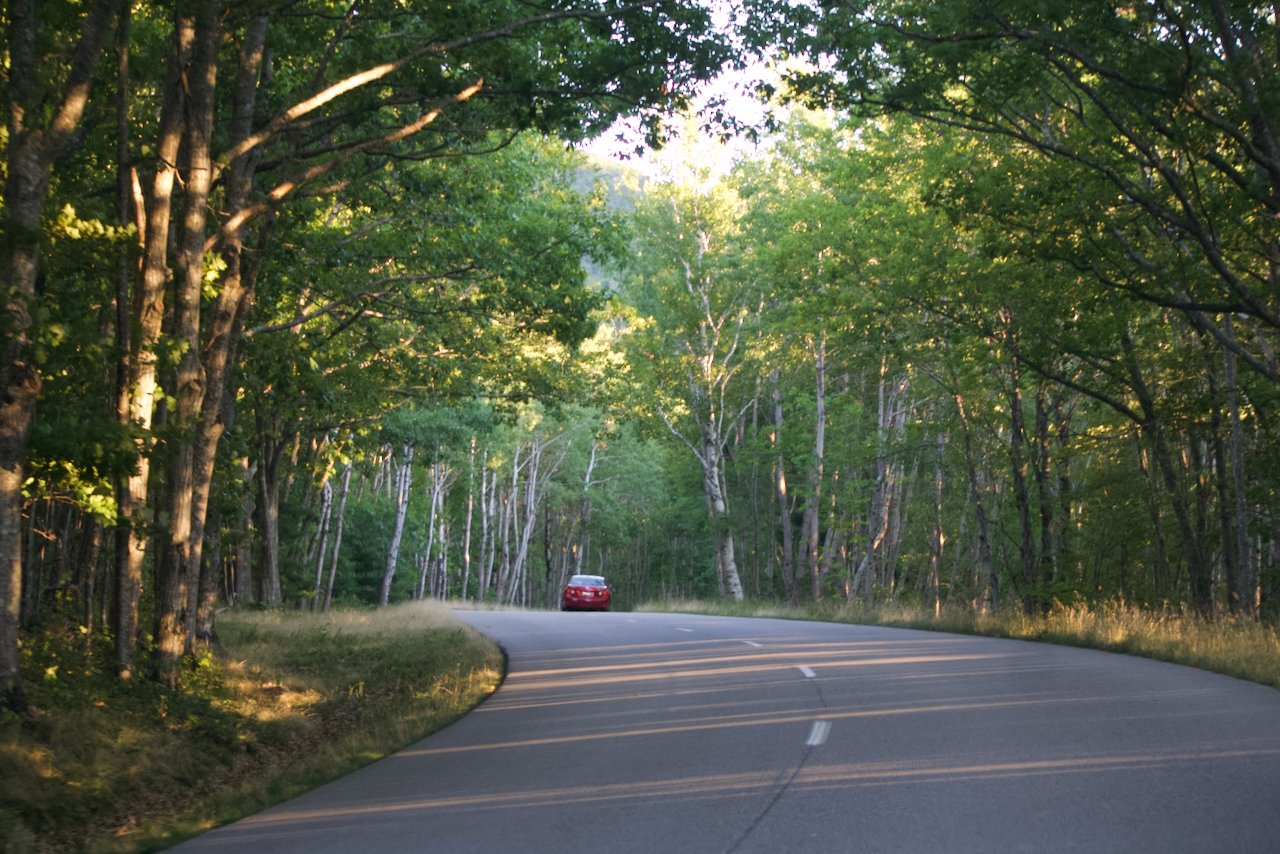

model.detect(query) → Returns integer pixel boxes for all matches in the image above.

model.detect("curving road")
[173,611,1280,852]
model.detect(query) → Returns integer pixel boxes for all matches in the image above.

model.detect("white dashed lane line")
[798,666,817,678]
[807,720,832,747]
[741,641,763,648]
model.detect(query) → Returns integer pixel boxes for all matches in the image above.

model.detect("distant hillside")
[576,154,645,293]
[575,152,644,212]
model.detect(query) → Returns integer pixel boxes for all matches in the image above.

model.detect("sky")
[582,2,775,180]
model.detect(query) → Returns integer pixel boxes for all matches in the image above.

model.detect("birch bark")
[322,462,352,612]
[378,444,414,606]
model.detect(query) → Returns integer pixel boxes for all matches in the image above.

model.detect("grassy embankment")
[0,602,503,853]
[641,598,1280,690]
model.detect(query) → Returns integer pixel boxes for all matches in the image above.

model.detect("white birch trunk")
[497,486,512,604]
[571,441,600,578]
[311,478,333,608]
[323,462,352,612]
[769,373,798,603]
[461,440,476,600]
[234,456,257,605]
[804,332,827,600]
[509,442,541,605]
[929,432,946,617]
[378,443,414,606]
[477,462,489,600]
[414,462,448,600]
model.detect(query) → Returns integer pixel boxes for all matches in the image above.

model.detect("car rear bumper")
[561,597,610,611]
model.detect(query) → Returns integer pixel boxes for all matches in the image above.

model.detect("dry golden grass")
[1,601,502,853]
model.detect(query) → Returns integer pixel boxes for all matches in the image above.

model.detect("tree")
[620,175,761,600]
[1,0,116,709]
[786,1,1280,382]
[1,0,749,693]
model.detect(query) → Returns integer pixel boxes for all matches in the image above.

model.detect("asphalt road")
[172,610,1280,852]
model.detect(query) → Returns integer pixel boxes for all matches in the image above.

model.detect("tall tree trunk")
[114,4,192,680]
[853,364,908,601]
[196,503,223,643]
[699,423,744,600]
[186,12,270,632]
[572,441,600,578]
[312,478,333,606]
[460,440,476,600]
[257,431,285,606]
[379,443,414,606]
[803,333,827,601]
[234,456,257,605]
[497,447,519,604]
[478,461,494,601]
[769,373,797,604]
[950,382,997,612]
[1004,346,1038,614]
[153,0,220,686]
[81,520,103,635]
[20,503,42,628]
[434,518,449,599]
[928,432,946,616]
[322,461,352,612]
[1,0,115,708]
[1134,432,1173,597]
[509,442,542,606]
[415,464,445,600]
[1032,385,1057,597]
[1223,319,1256,613]
[110,0,144,676]
[1122,331,1214,613]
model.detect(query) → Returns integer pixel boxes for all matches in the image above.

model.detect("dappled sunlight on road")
[199,769,788,832]
[497,637,1027,692]
[792,746,1280,790]
[176,613,1280,852]
[404,690,1186,758]
[440,633,1218,755]
[506,636,982,668]
[496,651,1021,692]
[182,743,1280,847]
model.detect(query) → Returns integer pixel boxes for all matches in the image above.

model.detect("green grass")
[640,597,1280,690]
[0,602,503,853]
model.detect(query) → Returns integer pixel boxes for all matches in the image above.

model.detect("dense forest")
[3,1,1277,711]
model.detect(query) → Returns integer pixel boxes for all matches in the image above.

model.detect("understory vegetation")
[0,603,501,853]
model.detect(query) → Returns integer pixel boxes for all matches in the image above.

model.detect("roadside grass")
[0,602,503,853]
[640,598,1280,691]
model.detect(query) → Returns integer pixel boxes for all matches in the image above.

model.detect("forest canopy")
[2,0,1277,711]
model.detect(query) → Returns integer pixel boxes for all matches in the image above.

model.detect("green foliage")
[785,0,1280,379]
[332,501,402,605]
[23,205,138,521]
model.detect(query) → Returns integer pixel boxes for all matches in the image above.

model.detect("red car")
[561,574,612,611]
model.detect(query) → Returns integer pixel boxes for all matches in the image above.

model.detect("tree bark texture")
[1,0,115,708]
[153,0,220,686]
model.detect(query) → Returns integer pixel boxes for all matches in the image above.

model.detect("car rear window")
[568,575,606,587]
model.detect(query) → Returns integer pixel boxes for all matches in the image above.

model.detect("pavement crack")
[723,660,832,853]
